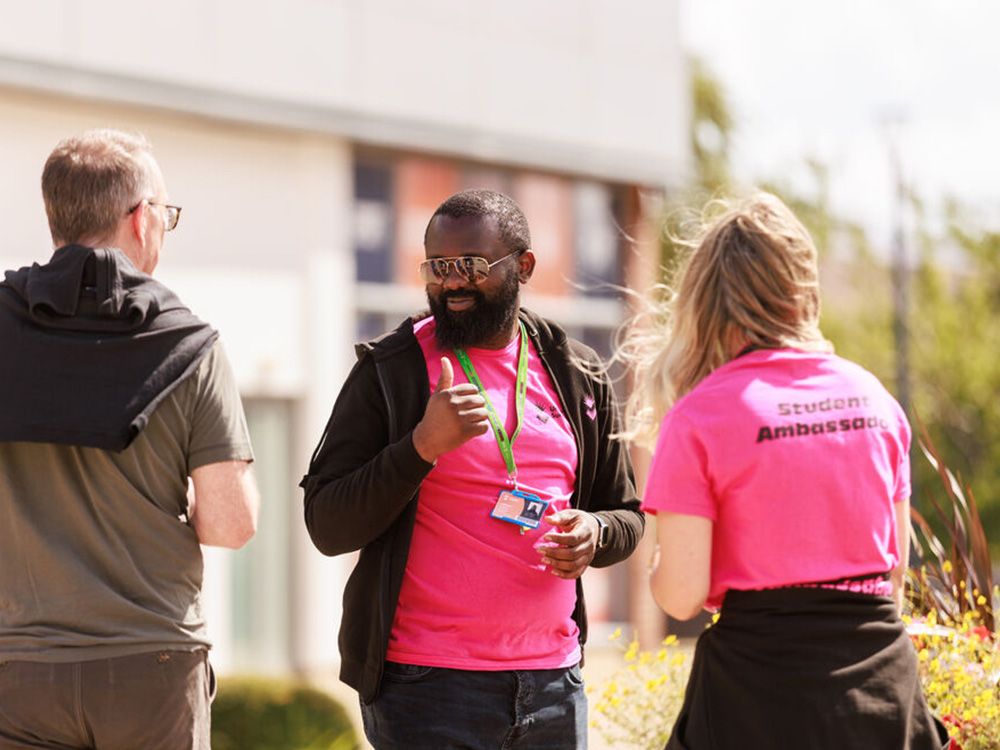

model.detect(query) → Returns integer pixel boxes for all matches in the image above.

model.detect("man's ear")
[129,201,149,248]
[517,250,536,284]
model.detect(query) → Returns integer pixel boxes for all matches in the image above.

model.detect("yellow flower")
[942,561,953,574]
[624,642,639,663]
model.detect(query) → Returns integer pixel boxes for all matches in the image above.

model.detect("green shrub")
[211,677,360,750]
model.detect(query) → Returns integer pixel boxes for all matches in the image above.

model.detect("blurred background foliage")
[212,677,359,750]
[663,60,1000,557]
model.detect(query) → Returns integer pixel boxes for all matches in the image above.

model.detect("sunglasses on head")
[418,249,523,284]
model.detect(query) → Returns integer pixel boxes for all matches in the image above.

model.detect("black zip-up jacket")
[301,308,644,703]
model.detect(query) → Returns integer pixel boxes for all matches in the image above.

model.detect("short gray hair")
[41,129,156,245]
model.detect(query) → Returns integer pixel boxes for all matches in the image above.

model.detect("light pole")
[885,115,914,503]
[888,126,910,419]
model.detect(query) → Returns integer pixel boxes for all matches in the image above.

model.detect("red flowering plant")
[905,423,999,750]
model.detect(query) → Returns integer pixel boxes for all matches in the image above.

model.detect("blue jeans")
[360,662,587,750]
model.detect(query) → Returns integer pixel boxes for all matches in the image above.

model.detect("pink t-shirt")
[642,348,910,610]
[385,317,581,669]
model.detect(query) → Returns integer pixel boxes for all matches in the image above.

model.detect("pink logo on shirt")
[584,396,597,421]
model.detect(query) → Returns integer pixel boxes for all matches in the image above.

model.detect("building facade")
[0,0,689,677]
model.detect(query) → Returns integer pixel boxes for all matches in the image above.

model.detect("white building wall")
[0,0,689,186]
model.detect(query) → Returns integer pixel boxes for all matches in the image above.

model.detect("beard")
[427,269,520,350]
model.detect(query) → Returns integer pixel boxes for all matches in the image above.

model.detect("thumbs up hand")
[412,357,490,463]
[436,356,455,392]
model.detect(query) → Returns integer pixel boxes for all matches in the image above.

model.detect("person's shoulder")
[667,384,714,424]
[522,309,611,392]
[171,337,229,396]
[823,353,903,409]
[521,308,596,360]
[353,314,425,362]
[820,351,890,389]
[674,350,780,412]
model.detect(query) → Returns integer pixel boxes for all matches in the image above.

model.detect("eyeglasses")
[418,250,522,284]
[128,200,182,232]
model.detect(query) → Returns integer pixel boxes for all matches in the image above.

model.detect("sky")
[681,0,1000,244]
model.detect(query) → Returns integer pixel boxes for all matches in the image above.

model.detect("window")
[354,161,395,283]
[229,398,295,672]
[573,182,623,297]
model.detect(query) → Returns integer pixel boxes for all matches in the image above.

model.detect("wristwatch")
[593,514,610,551]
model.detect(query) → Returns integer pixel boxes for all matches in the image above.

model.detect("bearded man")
[301,189,643,750]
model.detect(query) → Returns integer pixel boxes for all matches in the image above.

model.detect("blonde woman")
[627,194,947,749]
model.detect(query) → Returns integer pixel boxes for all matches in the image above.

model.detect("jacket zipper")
[373,355,396,692]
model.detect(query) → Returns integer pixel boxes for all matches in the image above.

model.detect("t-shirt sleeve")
[641,408,716,520]
[892,400,912,503]
[186,340,254,472]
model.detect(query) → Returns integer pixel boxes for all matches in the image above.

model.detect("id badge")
[491,489,549,530]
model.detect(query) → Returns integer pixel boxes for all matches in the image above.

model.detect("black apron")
[666,587,950,749]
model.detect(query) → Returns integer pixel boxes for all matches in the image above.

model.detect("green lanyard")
[453,320,529,486]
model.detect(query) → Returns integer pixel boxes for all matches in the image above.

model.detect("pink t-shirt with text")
[385,317,581,669]
[642,348,910,610]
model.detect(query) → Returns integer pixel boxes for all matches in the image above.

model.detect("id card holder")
[491,489,549,530]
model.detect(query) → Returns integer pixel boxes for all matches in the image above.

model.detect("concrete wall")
[0,0,690,186]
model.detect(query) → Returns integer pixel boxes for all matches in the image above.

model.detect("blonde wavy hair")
[618,192,832,448]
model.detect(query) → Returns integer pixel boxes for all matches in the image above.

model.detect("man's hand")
[537,509,601,579]
[412,357,490,463]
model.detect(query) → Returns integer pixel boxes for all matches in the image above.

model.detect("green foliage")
[908,422,995,632]
[673,58,1000,556]
[908,217,1000,555]
[690,58,734,193]
[657,58,737,272]
[212,677,359,750]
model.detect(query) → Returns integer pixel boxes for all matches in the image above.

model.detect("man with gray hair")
[0,129,260,749]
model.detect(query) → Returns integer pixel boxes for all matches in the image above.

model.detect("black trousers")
[666,588,950,750]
